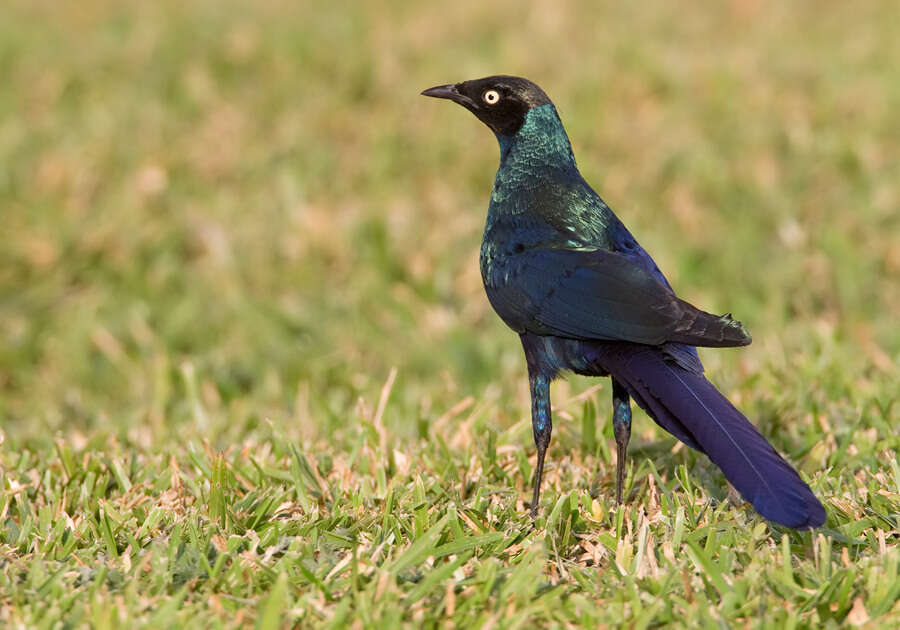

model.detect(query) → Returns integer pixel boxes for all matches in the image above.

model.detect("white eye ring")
[483,89,500,105]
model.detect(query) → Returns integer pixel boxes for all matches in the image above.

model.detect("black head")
[421,75,552,137]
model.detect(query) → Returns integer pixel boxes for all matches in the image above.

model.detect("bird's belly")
[520,333,611,379]
[480,251,533,334]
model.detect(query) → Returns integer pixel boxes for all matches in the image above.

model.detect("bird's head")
[422,75,552,137]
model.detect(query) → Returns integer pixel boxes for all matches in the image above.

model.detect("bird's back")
[481,112,705,372]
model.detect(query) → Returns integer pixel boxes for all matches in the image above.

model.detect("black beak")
[421,83,475,107]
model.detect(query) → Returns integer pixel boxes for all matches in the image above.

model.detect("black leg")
[527,367,553,519]
[611,378,632,504]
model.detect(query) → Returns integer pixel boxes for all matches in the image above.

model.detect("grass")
[1,0,899,626]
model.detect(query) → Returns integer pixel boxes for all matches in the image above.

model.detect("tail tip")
[803,499,827,529]
[763,495,827,529]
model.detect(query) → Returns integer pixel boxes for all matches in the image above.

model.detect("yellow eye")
[483,89,500,105]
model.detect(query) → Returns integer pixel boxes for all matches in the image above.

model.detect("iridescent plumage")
[423,76,825,528]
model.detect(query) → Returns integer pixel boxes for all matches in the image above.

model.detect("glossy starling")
[422,76,825,528]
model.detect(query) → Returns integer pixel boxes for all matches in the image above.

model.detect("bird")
[422,75,826,529]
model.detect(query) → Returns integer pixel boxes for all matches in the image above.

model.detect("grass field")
[2,0,899,626]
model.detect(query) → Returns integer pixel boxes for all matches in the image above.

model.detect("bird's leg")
[611,378,632,504]
[527,367,553,519]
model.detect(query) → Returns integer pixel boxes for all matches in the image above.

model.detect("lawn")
[1,0,899,627]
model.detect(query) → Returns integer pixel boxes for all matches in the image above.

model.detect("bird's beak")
[421,83,475,107]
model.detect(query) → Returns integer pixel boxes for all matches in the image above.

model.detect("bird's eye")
[483,90,500,105]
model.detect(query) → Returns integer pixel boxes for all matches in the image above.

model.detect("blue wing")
[606,216,705,373]
[484,246,751,350]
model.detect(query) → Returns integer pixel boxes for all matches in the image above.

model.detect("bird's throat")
[491,105,578,207]
[496,105,576,171]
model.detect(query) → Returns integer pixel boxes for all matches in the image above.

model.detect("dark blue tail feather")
[592,343,826,529]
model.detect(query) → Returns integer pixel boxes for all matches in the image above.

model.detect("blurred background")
[1,0,898,448]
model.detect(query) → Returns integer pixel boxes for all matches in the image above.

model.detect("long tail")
[594,343,826,529]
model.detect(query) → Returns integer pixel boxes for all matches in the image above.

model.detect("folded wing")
[485,248,751,347]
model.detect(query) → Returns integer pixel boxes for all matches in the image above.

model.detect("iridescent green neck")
[490,105,578,208]
[496,104,576,170]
